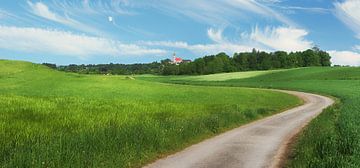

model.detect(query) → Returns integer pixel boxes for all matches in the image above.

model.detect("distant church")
[171,53,191,65]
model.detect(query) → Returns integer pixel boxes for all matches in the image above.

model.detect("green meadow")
[145,67,360,167]
[0,60,301,168]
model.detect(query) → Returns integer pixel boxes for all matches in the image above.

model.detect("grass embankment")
[143,67,360,167]
[0,60,300,168]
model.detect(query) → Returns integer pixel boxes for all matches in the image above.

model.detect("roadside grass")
[144,67,360,167]
[0,60,301,167]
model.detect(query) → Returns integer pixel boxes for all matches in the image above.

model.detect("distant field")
[137,69,288,83]
[0,60,300,168]
[177,69,287,81]
[145,67,360,167]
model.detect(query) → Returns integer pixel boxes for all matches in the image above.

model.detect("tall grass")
[0,60,300,167]
[152,67,360,167]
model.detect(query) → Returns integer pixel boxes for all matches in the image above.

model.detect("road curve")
[144,90,334,168]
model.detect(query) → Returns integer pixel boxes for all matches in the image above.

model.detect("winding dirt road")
[145,90,334,168]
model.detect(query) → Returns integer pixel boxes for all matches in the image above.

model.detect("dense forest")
[46,48,331,75]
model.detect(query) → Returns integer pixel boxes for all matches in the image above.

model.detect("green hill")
[147,66,360,167]
[0,60,300,168]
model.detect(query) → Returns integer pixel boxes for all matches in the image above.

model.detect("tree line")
[54,62,162,75]
[46,48,331,75]
[161,48,331,75]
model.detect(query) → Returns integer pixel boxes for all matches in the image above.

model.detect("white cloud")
[80,0,134,15]
[354,45,360,51]
[0,9,16,19]
[142,26,312,55]
[328,50,360,66]
[334,0,360,39]
[27,1,104,36]
[140,28,259,56]
[0,10,5,19]
[207,28,225,43]
[140,41,189,48]
[27,1,73,25]
[188,43,254,55]
[278,6,331,14]
[0,26,166,58]
[225,0,295,26]
[141,41,254,56]
[257,0,282,3]
[249,26,312,51]
[134,0,295,26]
[28,0,292,26]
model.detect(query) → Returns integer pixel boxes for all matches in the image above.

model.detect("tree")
[194,58,206,74]
[319,50,331,66]
[248,50,258,70]
[303,49,320,66]
[271,53,281,69]
[42,63,56,69]
[162,64,179,75]
[233,53,249,71]
[205,56,224,74]
[216,52,235,72]
[274,51,288,68]
[259,52,272,70]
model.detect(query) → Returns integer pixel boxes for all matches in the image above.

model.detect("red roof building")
[171,53,191,65]
[174,57,182,63]
[172,53,182,64]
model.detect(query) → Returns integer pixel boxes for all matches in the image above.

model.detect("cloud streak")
[27,1,106,36]
[249,26,313,51]
[131,0,296,27]
[0,9,19,20]
[141,26,312,55]
[140,40,254,56]
[0,26,166,58]
[334,0,360,39]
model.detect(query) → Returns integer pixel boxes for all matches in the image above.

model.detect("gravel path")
[144,90,334,168]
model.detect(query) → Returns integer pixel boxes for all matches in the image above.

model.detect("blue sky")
[0,0,360,65]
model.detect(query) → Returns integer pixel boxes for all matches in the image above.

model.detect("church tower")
[173,52,176,63]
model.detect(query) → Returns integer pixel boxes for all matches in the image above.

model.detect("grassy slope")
[155,69,286,82]
[145,67,360,167]
[136,69,285,83]
[0,60,300,168]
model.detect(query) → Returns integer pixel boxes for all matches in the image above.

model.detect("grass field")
[143,67,360,167]
[148,69,287,82]
[0,60,301,168]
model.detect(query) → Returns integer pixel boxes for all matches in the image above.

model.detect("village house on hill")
[171,53,191,65]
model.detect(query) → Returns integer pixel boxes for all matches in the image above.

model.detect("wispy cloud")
[225,0,296,26]
[0,26,166,59]
[0,9,18,19]
[334,0,360,39]
[27,1,72,24]
[132,0,296,27]
[79,0,135,15]
[257,0,282,3]
[329,50,360,66]
[249,26,313,51]
[207,28,226,43]
[277,6,331,14]
[140,40,254,56]
[141,26,312,55]
[0,9,8,19]
[26,1,106,36]
[354,45,360,51]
